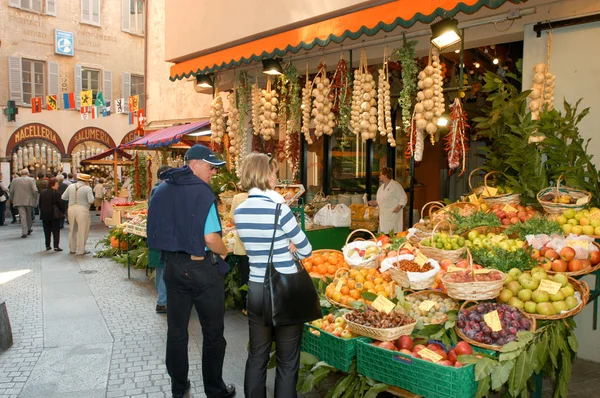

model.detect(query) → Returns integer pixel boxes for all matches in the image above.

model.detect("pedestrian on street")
[9,174,19,224]
[39,178,66,252]
[35,172,47,219]
[234,153,312,398]
[57,175,69,229]
[148,165,170,314]
[0,172,9,226]
[147,145,236,398]
[9,169,37,238]
[61,173,94,255]
[63,173,72,186]
[93,178,105,215]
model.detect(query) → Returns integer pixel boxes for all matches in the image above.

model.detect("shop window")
[82,68,100,97]
[122,0,145,35]
[81,0,100,25]
[331,134,366,193]
[131,75,145,110]
[22,59,45,106]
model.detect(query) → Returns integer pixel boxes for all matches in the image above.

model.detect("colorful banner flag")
[128,111,136,125]
[80,106,89,120]
[114,98,125,114]
[63,92,75,110]
[91,106,99,119]
[129,95,139,113]
[80,90,93,107]
[103,101,111,117]
[137,109,145,127]
[46,95,58,110]
[95,92,105,107]
[31,97,42,113]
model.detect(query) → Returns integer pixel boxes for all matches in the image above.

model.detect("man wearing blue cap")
[147,145,236,398]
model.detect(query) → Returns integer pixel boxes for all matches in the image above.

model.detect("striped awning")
[80,147,132,164]
[169,0,523,81]
[121,120,211,149]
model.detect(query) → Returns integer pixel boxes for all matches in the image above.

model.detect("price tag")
[538,279,562,295]
[473,268,492,274]
[576,197,589,206]
[447,266,463,272]
[372,295,396,314]
[482,187,498,197]
[468,194,479,203]
[502,204,518,213]
[568,240,590,250]
[491,235,504,244]
[483,310,503,332]
[402,242,414,251]
[418,348,443,363]
[419,300,436,312]
[335,280,344,292]
[414,253,428,267]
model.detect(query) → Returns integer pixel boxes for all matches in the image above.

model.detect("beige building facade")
[0,0,145,184]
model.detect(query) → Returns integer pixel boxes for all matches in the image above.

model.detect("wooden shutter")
[82,0,89,22]
[102,70,112,103]
[92,0,100,24]
[46,0,56,16]
[121,0,130,32]
[48,62,60,97]
[74,64,82,110]
[8,56,23,104]
[122,72,131,113]
[8,0,20,8]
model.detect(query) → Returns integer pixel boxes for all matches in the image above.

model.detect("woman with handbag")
[234,152,321,398]
[39,178,66,251]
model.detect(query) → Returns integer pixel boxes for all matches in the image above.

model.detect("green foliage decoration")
[393,33,418,134]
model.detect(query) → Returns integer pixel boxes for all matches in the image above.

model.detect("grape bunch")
[457,303,531,346]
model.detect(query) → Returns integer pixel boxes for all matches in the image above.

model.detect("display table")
[305,226,350,251]
[101,198,128,223]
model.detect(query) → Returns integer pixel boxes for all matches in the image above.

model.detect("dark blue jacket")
[147,166,218,257]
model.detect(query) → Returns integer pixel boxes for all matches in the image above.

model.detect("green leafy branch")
[505,217,562,240]
[449,210,501,235]
[470,246,536,273]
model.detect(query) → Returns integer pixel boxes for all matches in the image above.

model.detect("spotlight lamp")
[430,18,462,50]
[493,58,499,65]
[262,58,283,76]
[196,74,214,88]
[474,62,480,68]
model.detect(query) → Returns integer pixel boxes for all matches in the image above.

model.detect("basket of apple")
[552,208,600,237]
[528,234,600,276]
[499,267,590,320]
[488,203,537,226]
[343,229,381,269]
[417,221,467,262]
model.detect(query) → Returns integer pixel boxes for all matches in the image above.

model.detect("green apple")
[575,212,584,221]
[518,288,533,302]
[565,296,579,310]
[524,301,537,314]
[518,275,539,291]
[498,242,510,251]
[507,280,522,296]
[498,289,513,303]
[595,226,600,236]
[537,302,556,316]
[553,274,569,287]
[508,268,523,279]
[582,225,595,236]
[552,301,569,313]
[532,290,550,303]
[516,241,526,248]
[532,270,548,282]
[583,210,590,217]
[508,297,525,310]
[568,218,579,226]
[571,226,583,235]
[560,285,575,297]
[482,238,491,248]
[467,230,479,241]
[592,219,600,228]
[549,291,565,302]
[556,216,568,225]
[505,274,515,283]
[562,224,573,234]
[563,209,576,219]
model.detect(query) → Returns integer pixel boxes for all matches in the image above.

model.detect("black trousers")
[42,219,61,248]
[245,281,303,398]
[236,255,250,309]
[0,201,5,225]
[163,252,228,398]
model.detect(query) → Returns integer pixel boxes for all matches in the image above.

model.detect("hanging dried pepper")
[147,158,153,198]
[134,155,141,198]
[444,98,470,176]
[286,131,301,181]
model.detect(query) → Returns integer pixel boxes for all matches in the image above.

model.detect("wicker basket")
[480,171,520,206]
[416,221,467,263]
[537,175,592,214]
[442,249,507,301]
[385,256,439,290]
[509,274,590,320]
[468,167,487,196]
[343,313,416,342]
[343,229,380,269]
[455,301,537,352]
[405,290,458,325]
[459,225,507,239]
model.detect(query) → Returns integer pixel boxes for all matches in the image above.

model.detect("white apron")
[376,180,407,234]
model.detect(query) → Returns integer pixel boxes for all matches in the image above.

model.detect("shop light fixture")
[196,74,213,88]
[493,58,499,65]
[187,128,213,137]
[262,59,283,75]
[474,62,481,68]
[455,49,460,53]
[437,117,449,127]
[430,18,462,50]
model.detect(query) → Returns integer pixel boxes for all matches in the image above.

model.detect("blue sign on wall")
[55,30,74,56]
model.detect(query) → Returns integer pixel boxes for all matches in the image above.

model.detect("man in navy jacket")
[147,145,236,398]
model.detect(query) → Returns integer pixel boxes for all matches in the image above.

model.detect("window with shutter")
[121,0,130,32]
[74,64,82,110]
[81,0,100,25]
[22,59,45,106]
[131,75,145,111]
[48,62,60,97]
[8,0,21,9]
[46,0,56,15]
[122,73,131,113]
[103,70,113,104]
[14,0,43,12]
[8,56,23,104]
[92,0,100,24]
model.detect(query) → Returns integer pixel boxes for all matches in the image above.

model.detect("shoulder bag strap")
[267,203,282,267]
[262,203,282,325]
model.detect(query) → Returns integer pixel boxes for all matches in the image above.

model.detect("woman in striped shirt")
[234,152,312,398]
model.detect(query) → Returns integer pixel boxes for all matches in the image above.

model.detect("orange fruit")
[347,280,356,290]
[363,281,375,290]
[354,274,365,283]
[360,268,368,277]
[340,296,350,305]
[313,256,323,266]
[350,289,361,300]
[375,285,385,293]
[304,261,313,272]
[317,264,328,274]
[328,256,339,265]
[373,277,383,286]
[349,269,359,279]
[327,265,337,275]
[367,268,377,276]
[355,282,364,291]
[332,292,342,302]
[340,286,350,295]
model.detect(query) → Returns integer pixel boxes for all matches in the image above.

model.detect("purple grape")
[475,333,484,343]
[505,335,516,343]
[457,320,465,328]
[520,319,531,329]
[496,338,506,346]
[511,320,520,328]
[509,327,518,335]
[463,310,470,317]
[466,329,477,339]
[483,336,493,345]
[499,329,507,338]
[477,305,485,313]
[483,326,492,334]
[472,323,481,332]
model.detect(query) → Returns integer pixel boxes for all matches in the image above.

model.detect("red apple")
[581,259,592,269]
[447,348,457,363]
[398,349,413,356]
[438,360,454,366]
[397,335,414,351]
[327,313,335,323]
[541,260,553,271]
[545,250,560,260]
[501,218,511,226]
[378,341,397,351]
[454,361,464,368]
[560,247,576,262]
[531,249,541,260]
[589,251,600,266]
[568,259,583,272]
[551,259,568,273]
[454,342,473,356]
[413,344,426,353]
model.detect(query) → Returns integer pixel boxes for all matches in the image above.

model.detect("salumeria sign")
[67,127,116,153]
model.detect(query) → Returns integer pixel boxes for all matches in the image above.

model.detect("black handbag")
[263,203,322,327]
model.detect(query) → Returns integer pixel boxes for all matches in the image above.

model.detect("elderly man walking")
[9,169,38,238]
[62,173,94,255]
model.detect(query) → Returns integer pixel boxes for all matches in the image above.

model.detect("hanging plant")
[394,34,418,134]
[235,72,250,176]
[414,46,445,145]
[330,55,352,147]
[444,98,469,176]
[278,63,302,179]
[350,49,378,141]
[378,47,395,146]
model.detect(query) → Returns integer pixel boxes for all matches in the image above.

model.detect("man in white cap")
[61,173,94,254]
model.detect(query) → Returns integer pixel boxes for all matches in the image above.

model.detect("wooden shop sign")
[68,127,116,153]
[6,123,65,154]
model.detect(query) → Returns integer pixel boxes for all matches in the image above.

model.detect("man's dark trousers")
[163,252,228,398]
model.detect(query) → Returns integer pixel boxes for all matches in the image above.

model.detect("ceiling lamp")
[262,59,283,75]
[430,18,462,50]
[196,74,213,88]
[493,58,499,65]
[474,62,480,68]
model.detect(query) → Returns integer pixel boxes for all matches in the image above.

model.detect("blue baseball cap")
[184,144,226,166]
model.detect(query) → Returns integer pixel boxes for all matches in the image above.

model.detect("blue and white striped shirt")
[234,188,312,283]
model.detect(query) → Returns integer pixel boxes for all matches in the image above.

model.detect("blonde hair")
[240,152,278,191]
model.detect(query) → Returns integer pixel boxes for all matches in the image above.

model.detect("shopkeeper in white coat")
[368,167,408,234]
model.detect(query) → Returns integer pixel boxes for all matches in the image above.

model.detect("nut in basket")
[344,309,416,341]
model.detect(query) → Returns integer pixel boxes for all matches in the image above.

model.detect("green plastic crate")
[356,339,477,398]
[301,324,365,371]
[301,324,321,358]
